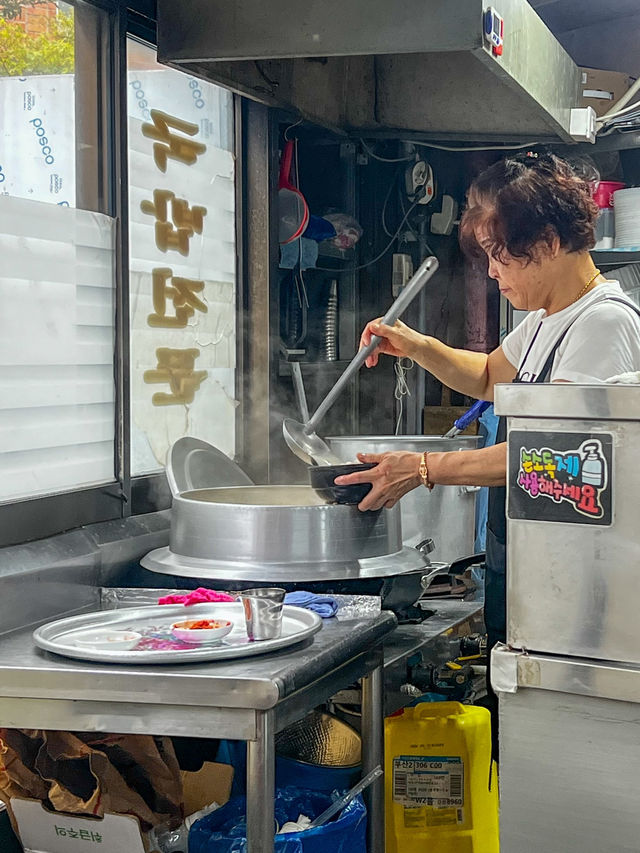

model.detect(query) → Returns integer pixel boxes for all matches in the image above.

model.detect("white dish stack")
[614,188,640,248]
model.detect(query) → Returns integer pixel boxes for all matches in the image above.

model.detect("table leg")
[361,663,385,853]
[246,710,275,853]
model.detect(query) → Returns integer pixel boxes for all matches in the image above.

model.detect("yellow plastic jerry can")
[385,702,499,853]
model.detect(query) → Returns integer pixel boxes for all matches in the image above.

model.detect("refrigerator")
[492,383,640,853]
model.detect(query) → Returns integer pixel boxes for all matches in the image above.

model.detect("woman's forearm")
[414,337,492,399]
[428,442,507,487]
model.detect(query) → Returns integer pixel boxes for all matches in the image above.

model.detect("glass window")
[0,0,116,506]
[127,38,237,476]
[0,0,75,206]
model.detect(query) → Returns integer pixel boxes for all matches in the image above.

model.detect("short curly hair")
[459,151,599,263]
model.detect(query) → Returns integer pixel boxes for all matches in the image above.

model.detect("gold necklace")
[573,269,601,304]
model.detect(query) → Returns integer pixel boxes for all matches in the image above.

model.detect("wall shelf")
[591,249,640,268]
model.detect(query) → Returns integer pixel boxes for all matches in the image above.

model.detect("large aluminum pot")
[143,484,430,582]
[327,435,481,563]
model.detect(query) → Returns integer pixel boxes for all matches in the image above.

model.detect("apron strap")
[519,296,640,385]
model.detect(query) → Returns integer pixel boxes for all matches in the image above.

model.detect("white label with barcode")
[393,756,464,808]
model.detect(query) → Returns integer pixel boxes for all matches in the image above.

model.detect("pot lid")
[167,437,253,496]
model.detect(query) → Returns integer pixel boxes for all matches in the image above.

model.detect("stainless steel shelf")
[591,249,640,268]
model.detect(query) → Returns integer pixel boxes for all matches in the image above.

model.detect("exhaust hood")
[157,0,581,142]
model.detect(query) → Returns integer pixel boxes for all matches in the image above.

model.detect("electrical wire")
[394,357,414,435]
[381,169,402,238]
[398,184,439,257]
[316,202,419,272]
[412,139,543,153]
[360,138,415,162]
[284,118,304,140]
[600,75,640,120]
[598,99,640,124]
[361,137,544,155]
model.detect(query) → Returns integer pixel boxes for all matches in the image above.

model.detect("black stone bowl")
[309,462,377,505]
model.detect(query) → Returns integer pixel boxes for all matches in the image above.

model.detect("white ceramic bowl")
[71,629,142,651]
[170,618,234,644]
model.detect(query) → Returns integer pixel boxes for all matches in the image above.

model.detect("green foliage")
[0,0,43,20]
[0,10,74,76]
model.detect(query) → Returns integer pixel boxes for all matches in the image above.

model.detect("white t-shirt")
[501,281,640,383]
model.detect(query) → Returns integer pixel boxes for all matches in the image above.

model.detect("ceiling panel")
[529,0,640,34]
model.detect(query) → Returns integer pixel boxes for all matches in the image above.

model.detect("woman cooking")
[335,152,640,726]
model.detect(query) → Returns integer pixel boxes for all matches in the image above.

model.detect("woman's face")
[476,227,553,311]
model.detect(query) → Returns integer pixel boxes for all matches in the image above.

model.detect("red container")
[592,181,626,208]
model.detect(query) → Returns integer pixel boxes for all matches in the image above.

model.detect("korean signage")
[508,430,614,526]
[12,798,146,853]
[0,58,236,479]
[128,62,236,475]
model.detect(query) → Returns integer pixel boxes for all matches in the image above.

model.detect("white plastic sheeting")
[0,196,116,500]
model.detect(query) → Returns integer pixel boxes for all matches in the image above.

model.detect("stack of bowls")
[613,187,640,248]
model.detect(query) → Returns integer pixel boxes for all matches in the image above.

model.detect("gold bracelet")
[418,451,434,491]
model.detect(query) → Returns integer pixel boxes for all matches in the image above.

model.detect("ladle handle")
[305,255,439,434]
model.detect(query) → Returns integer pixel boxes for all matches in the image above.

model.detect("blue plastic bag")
[215,741,359,797]
[189,786,367,853]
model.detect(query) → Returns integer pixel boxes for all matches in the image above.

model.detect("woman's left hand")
[334,451,423,511]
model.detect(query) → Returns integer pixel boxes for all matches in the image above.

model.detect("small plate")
[72,629,141,651]
[171,618,234,644]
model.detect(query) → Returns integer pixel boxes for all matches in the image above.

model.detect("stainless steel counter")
[0,612,396,853]
[0,512,486,853]
[384,599,485,714]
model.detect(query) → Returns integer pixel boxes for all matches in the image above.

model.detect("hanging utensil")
[278,139,309,244]
[443,400,491,438]
[283,256,439,466]
[291,361,310,423]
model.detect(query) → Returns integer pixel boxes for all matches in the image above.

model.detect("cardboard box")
[4,762,233,853]
[423,406,479,437]
[182,762,233,819]
[579,66,636,118]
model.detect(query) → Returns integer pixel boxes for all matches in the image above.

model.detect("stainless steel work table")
[0,611,397,853]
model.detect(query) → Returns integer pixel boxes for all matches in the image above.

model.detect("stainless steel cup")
[239,587,286,641]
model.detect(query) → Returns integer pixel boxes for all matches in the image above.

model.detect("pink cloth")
[158,588,236,606]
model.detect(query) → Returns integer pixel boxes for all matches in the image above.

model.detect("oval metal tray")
[33,603,322,665]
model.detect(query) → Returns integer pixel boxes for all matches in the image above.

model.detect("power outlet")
[405,160,435,205]
[392,253,414,297]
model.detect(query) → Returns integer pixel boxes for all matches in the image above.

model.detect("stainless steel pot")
[142,482,430,581]
[327,435,481,563]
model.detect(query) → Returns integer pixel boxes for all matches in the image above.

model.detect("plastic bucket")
[276,756,361,792]
[385,702,499,853]
[592,181,626,209]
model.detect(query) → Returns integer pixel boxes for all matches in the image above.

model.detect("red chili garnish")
[178,619,226,630]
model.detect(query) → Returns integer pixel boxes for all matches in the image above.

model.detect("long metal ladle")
[283,255,440,465]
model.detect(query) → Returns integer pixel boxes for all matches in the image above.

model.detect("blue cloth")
[284,591,338,618]
[279,237,319,270]
[303,215,337,242]
[474,404,500,554]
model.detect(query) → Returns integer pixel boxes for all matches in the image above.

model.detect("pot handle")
[416,537,436,557]
[458,485,481,495]
[447,552,486,576]
[420,563,450,590]
[420,553,486,591]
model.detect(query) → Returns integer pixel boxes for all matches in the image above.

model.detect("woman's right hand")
[360,318,427,368]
